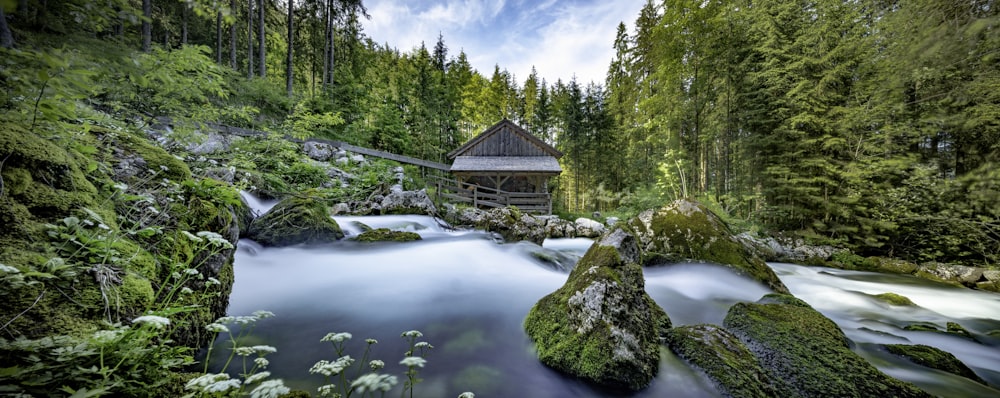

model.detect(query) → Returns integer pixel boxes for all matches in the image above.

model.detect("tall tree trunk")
[216,12,223,63]
[247,0,254,78]
[0,6,13,49]
[321,0,330,89]
[285,0,293,96]
[257,0,265,77]
[181,5,188,44]
[326,0,336,89]
[142,0,151,51]
[229,0,237,68]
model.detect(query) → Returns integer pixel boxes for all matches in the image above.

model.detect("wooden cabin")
[441,119,562,214]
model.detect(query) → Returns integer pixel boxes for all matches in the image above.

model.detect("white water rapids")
[220,198,1000,397]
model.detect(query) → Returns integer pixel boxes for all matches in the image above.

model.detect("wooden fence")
[428,175,552,215]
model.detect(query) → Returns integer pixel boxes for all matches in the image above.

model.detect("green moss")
[666,324,776,398]
[862,257,919,274]
[352,228,421,242]
[884,344,986,384]
[903,323,941,332]
[114,130,191,182]
[723,297,930,398]
[523,232,669,391]
[946,322,976,340]
[246,191,344,246]
[873,292,916,306]
[629,200,789,293]
[119,273,155,310]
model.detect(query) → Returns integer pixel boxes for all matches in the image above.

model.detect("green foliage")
[283,101,345,140]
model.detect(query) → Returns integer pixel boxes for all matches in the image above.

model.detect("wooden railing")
[429,175,552,214]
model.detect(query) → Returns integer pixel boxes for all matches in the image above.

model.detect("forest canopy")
[1,0,997,267]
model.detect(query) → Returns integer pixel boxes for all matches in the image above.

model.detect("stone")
[574,217,606,238]
[349,154,365,164]
[476,207,547,245]
[352,228,421,242]
[918,263,983,287]
[627,200,789,293]
[872,292,916,306]
[523,227,670,391]
[724,294,930,398]
[186,132,234,155]
[605,216,620,227]
[666,324,776,398]
[542,216,576,238]
[984,269,1000,282]
[378,188,437,216]
[303,141,335,161]
[246,192,344,246]
[883,344,986,385]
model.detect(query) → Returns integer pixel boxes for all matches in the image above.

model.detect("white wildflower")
[235,346,256,356]
[205,323,229,333]
[206,277,221,286]
[458,392,476,398]
[92,329,124,344]
[414,342,433,350]
[309,356,354,376]
[97,223,110,230]
[351,373,397,393]
[401,330,423,338]
[0,264,20,273]
[316,384,339,397]
[232,315,258,325]
[171,271,182,280]
[250,379,291,398]
[399,356,426,368]
[113,182,129,191]
[320,332,352,343]
[365,338,378,345]
[205,378,241,393]
[146,206,159,215]
[369,359,384,370]
[159,165,169,171]
[254,357,270,368]
[251,345,277,355]
[185,373,230,390]
[132,315,170,329]
[244,371,271,385]
[252,310,275,320]
[197,230,232,248]
[180,230,203,243]
[215,316,236,324]
[180,287,194,295]
[183,268,200,276]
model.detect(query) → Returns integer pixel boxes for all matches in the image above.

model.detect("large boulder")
[883,344,986,385]
[574,217,606,238]
[523,228,670,391]
[246,192,344,246]
[627,200,788,293]
[476,207,547,245]
[665,324,776,398]
[378,185,437,215]
[723,294,930,398]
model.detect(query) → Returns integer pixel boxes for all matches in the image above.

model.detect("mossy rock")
[246,192,344,246]
[862,257,919,274]
[352,228,421,242]
[903,322,941,332]
[723,294,930,398]
[665,324,776,398]
[873,292,916,306]
[523,228,670,391]
[883,344,986,385]
[946,322,976,340]
[626,200,789,294]
[111,129,191,182]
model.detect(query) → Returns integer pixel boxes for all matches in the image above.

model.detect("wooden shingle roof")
[447,119,563,159]
[450,156,562,174]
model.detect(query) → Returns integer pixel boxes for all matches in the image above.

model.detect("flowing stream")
[221,201,1000,397]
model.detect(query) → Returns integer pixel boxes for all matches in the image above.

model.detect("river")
[221,205,1000,397]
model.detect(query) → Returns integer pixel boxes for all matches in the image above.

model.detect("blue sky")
[361,0,648,86]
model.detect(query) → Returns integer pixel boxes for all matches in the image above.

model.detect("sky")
[361,0,648,86]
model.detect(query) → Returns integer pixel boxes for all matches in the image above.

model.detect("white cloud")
[362,0,646,86]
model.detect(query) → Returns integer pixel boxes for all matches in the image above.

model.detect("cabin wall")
[459,127,549,157]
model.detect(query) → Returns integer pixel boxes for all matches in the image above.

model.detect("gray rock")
[984,269,1000,282]
[378,188,437,216]
[574,217,606,238]
[919,263,984,286]
[330,202,351,215]
[187,132,235,155]
[523,227,670,391]
[476,207,547,244]
[606,216,620,227]
[304,141,336,161]
[349,154,365,164]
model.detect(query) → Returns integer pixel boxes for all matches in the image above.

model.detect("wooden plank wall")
[463,126,549,157]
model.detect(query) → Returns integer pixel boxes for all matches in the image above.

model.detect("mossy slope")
[665,324,776,398]
[884,344,987,385]
[523,228,670,391]
[723,294,931,398]
[353,228,421,242]
[627,199,789,293]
